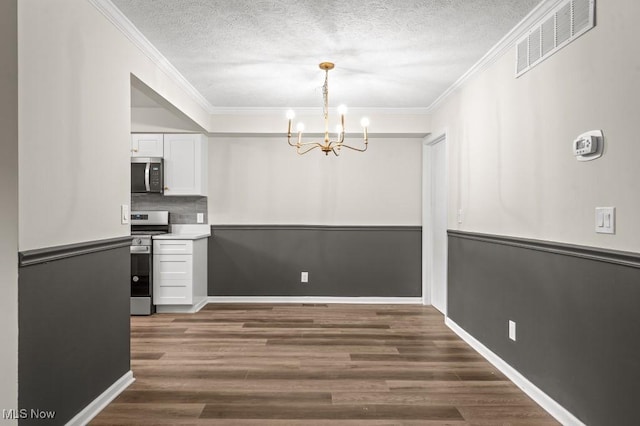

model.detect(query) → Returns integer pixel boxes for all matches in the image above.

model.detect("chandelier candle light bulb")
[361,117,369,140]
[286,62,369,156]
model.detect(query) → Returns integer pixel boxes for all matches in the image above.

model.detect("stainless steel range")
[130,211,169,315]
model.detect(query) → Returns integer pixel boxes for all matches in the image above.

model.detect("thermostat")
[573,130,604,161]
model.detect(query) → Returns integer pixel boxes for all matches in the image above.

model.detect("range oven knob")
[132,276,139,282]
[134,238,142,245]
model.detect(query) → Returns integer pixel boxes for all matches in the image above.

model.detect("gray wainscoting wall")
[447,230,640,426]
[18,237,131,425]
[131,193,207,224]
[209,225,422,297]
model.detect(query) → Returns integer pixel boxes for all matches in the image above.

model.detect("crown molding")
[206,132,429,139]
[87,0,215,113]
[426,0,565,113]
[207,107,432,116]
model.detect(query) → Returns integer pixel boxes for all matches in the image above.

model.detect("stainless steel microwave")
[131,157,163,193]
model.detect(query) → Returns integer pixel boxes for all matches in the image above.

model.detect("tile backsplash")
[131,194,207,224]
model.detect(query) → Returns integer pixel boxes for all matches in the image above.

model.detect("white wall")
[431,0,640,252]
[131,107,204,133]
[18,0,211,251]
[0,0,18,421]
[208,136,423,225]
[210,110,431,135]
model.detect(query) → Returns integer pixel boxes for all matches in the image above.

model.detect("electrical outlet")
[301,272,309,283]
[508,320,517,341]
[197,213,204,223]
[121,204,129,224]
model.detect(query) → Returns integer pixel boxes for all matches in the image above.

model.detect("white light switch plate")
[508,320,516,341]
[121,204,129,224]
[595,207,615,234]
[197,213,204,223]
[301,272,309,283]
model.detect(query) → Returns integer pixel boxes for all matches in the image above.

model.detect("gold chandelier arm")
[287,133,298,147]
[296,140,327,147]
[297,143,322,155]
[337,142,368,152]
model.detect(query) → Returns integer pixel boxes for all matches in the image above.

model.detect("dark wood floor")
[91,304,559,425]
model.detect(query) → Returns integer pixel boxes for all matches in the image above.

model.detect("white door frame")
[422,131,448,310]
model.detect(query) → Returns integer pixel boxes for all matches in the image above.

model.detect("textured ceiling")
[114,0,541,109]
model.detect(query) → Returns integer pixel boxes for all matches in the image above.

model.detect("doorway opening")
[422,133,447,314]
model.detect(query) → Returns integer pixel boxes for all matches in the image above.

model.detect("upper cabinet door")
[131,134,164,157]
[163,134,208,196]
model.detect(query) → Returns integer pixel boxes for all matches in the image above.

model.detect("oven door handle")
[144,162,151,192]
[130,246,151,254]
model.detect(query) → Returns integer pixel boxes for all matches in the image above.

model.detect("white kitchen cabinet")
[153,254,193,305]
[163,134,208,196]
[153,237,207,311]
[131,134,163,157]
[154,239,193,255]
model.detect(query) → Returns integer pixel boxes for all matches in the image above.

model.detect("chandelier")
[286,62,369,156]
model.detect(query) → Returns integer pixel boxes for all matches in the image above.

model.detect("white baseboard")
[193,297,208,312]
[207,296,422,305]
[65,370,134,426]
[155,297,208,314]
[156,304,198,314]
[445,318,585,426]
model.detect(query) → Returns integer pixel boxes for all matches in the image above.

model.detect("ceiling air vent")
[516,0,595,77]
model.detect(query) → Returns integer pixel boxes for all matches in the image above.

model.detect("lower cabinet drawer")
[154,254,193,281]
[153,282,192,305]
[153,254,193,305]
[153,240,193,255]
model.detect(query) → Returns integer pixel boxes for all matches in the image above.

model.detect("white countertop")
[152,224,211,240]
[152,232,210,240]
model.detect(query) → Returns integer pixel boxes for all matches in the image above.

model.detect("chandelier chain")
[322,69,329,121]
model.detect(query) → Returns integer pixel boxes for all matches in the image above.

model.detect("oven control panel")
[130,211,169,225]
